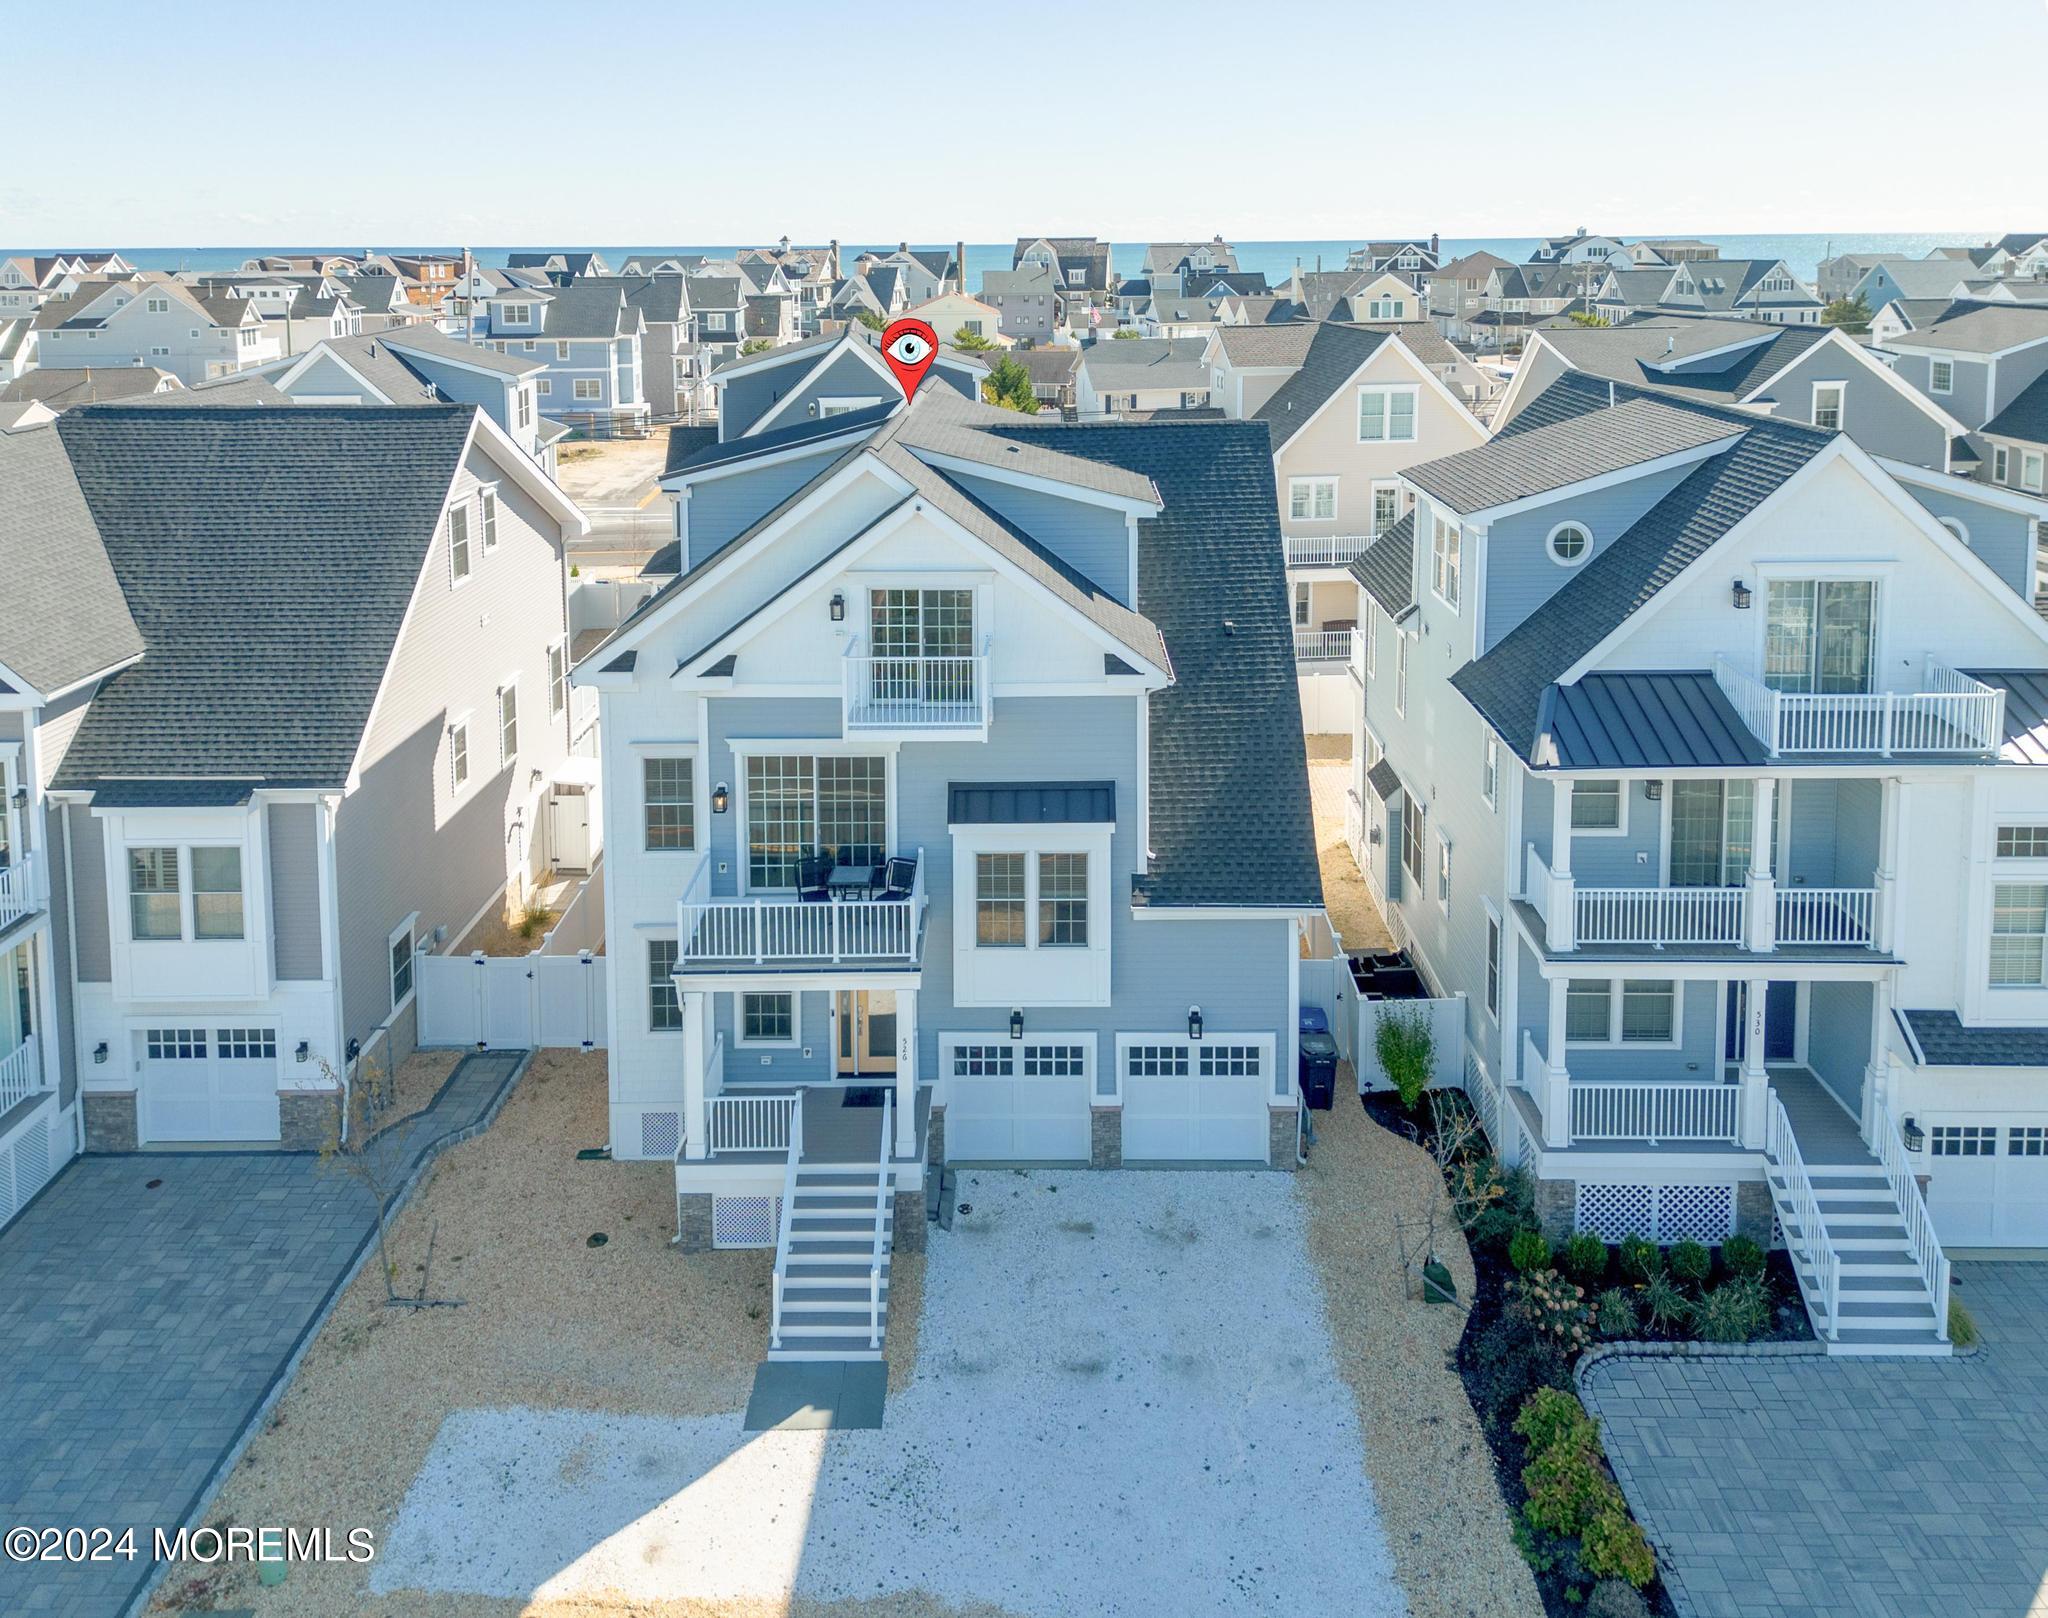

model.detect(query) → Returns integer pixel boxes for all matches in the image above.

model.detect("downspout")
[58,800,83,1157]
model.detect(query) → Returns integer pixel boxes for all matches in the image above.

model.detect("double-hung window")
[127,847,242,941]
[449,504,471,583]
[573,378,602,401]
[1434,832,1452,908]
[1484,908,1501,1018]
[1431,515,1461,609]
[643,758,694,851]
[480,488,499,553]
[390,916,417,1008]
[1570,780,1622,831]
[1367,296,1406,320]
[1930,357,1954,395]
[1482,735,1498,808]
[548,641,567,717]
[1764,579,1875,693]
[1289,477,1337,521]
[1993,445,2009,484]
[498,683,518,763]
[1401,793,1425,887]
[128,848,181,940]
[739,992,794,1045]
[2025,450,2046,494]
[1991,882,2048,987]
[1812,382,1844,432]
[648,939,681,1029]
[449,719,470,793]
[975,853,1027,946]
[191,849,244,939]
[1395,633,1409,715]
[1037,854,1089,946]
[1566,978,1677,1044]
[1357,385,1417,442]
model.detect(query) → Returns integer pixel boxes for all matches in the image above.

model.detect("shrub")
[1617,1234,1660,1284]
[1445,1153,1506,1237]
[1521,1441,1614,1538]
[1586,1580,1653,1618]
[1509,1268,1594,1353]
[1374,1005,1437,1110]
[1695,1276,1771,1343]
[1508,1229,1552,1274]
[1720,1233,1766,1280]
[1594,1286,1639,1339]
[1561,1232,1610,1289]
[1667,1239,1712,1285]
[1640,1270,1693,1334]
[1513,1387,1597,1457]
[1470,1316,1569,1429]
[1580,1507,1657,1589]
[1948,1296,1979,1347]
[1469,1164,1536,1252]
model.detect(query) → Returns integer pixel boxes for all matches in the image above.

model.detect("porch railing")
[0,855,39,933]
[1774,886,1876,946]
[1284,534,1378,568]
[768,1091,806,1352]
[1295,628,1355,663]
[0,1035,40,1115]
[1576,884,1746,947]
[1877,1106,1952,1342]
[1713,656,2005,757]
[1765,1091,1840,1340]
[843,636,991,731]
[707,1089,801,1157]
[868,1089,892,1350]
[678,852,926,965]
[1570,1080,1740,1144]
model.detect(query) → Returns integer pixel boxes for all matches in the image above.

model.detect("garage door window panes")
[1990,883,2048,987]
[1127,1044,1190,1078]
[1932,1125,1997,1156]
[1023,1043,1086,1077]
[2010,1127,2048,1157]
[129,848,180,940]
[1996,825,2048,858]
[147,1028,205,1060]
[191,848,244,940]
[216,1028,277,1060]
[950,1043,1013,1078]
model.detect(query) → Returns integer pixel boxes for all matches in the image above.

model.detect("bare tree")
[317,1056,460,1310]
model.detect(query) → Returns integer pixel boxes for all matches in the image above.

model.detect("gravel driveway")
[372,1170,1407,1617]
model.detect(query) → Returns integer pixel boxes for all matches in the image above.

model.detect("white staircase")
[1764,1094,1951,1357]
[767,1091,895,1362]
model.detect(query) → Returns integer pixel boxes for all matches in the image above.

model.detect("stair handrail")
[768,1089,806,1351]
[868,1089,892,1349]
[1765,1092,1840,1340]
[1877,1104,1952,1341]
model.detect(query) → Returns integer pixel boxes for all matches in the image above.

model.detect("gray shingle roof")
[1450,375,1831,762]
[1348,513,1415,621]
[1535,321,1833,404]
[1,368,179,407]
[1982,369,2048,448]
[892,384,1158,504]
[1214,323,1316,367]
[383,324,543,377]
[1886,303,2048,355]
[1900,1010,2048,1068]
[49,406,474,792]
[1078,336,1210,389]
[666,405,893,477]
[1251,323,1391,447]
[1406,392,1741,515]
[1366,758,1401,800]
[0,422,143,695]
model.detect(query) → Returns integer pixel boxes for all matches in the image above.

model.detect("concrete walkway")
[0,1051,525,1618]
[1583,1262,2048,1618]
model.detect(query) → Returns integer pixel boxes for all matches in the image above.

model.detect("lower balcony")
[1284,534,1378,569]
[1294,628,1356,665]
[677,853,928,969]
[0,1034,41,1117]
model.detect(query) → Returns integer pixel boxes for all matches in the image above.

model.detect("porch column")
[1543,976,1572,1148]
[1873,777,1903,954]
[1743,777,1777,953]
[1547,785,1576,952]
[1737,975,1770,1149]
[1861,975,1895,1144]
[893,987,918,1158]
[680,988,708,1161]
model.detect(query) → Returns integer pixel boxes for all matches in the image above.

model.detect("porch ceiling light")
[1731,579,1753,610]
[1188,1005,1203,1041]
[1009,1008,1024,1040]
[712,782,730,814]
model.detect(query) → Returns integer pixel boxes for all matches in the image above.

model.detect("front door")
[1723,982,1798,1064]
[835,990,898,1077]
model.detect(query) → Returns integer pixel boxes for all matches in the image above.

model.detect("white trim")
[1810,379,1846,433]
[1288,475,1340,523]
[745,336,904,437]
[734,989,801,1049]
[1266,333,1484,453]
[660,428,875,493]
[1569,778,1629,837]
[905,445,1160,516]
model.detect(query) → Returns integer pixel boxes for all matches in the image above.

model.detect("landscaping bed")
[1361,1088,1812,1618]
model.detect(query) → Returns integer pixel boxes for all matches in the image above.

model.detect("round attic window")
[1548,522,1592,566]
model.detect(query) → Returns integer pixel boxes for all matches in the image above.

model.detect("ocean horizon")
[24,232,1996,288]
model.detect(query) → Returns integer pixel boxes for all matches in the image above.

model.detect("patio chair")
[876,855,918,902]
[797,853,833,903]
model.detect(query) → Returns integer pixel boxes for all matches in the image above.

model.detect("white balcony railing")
[1576,884,1746,947]
[1713,656,2005,757]
[1571,1080,1740,1144]
[843,636,991,731]
[0,855,39,932]
[707,1087,798,1156]
[1295,628,1356,664]
[678,851,927,965]
[0,1035,40,1115]
[1775,886,1876,946]
[1284,534,1378,569]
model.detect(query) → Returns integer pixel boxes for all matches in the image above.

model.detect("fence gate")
[417,952,608,1050]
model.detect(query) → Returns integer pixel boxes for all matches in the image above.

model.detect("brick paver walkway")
[1582,1262,2048,1618]
[0,1052,524,1618]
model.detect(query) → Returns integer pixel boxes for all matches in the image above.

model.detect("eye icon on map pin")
[880,318,939,400]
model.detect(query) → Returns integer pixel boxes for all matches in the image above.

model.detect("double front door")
[835,989,897,1076]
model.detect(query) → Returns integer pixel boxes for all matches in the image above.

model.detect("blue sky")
[5,0,2040,246]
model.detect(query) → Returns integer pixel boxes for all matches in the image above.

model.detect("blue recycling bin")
[1299,1005,1330,1037]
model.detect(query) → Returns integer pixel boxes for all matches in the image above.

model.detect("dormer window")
[503,302,532,326]
[1547,521,1592,567]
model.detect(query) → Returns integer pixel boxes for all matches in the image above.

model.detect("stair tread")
[1832,1327,1949,1345]
[1837,1300,1938,1320]
[778,1309,889,1329]
[778,1285,891,1304]
[767,1339,886,1360]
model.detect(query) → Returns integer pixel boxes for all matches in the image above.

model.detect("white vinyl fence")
[1350,992,1467,1095]
[417,950,607,1050]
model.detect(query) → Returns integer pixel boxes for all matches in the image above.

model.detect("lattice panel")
[1655,1184,1734,1244]
[1576,1183,1656,1243]
[638,1110,680,1160]
[712,1195,782,1250]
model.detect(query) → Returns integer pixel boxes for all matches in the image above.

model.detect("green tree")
[1821,293,1872,333]
[981,355,1041,414]
[1566,308,1610,328]
[853,308,886,332]
[951,325,997,352]
[1111,327,1140,339]
[739,337,774,355]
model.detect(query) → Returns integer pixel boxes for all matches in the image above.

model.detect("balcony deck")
[1508,898,1901,965]
[1508,1064,1867,1161]
[677,854,929,972]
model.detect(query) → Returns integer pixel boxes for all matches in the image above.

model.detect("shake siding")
[335,439,569,1049]
[686,447,848,564]
[1806,981,1870,1109]
[67,806,109,982]
[1479,460,1703,652]
[1907,482,2036,597]
[1769,347,1943,465]
[266,803,323,980]
[946,472,1132,602]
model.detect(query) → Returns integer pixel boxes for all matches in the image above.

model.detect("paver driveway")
[0,1052,523,1618]
[1583,1261,2048,1618]
[371,1169,1409,1617]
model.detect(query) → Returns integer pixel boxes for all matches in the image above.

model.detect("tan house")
[904,291,1011,348]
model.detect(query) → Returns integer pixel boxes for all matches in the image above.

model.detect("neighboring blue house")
[706,327,989,442]
[475,281,650,435]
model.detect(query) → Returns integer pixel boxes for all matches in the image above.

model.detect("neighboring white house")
[31,276,281,385]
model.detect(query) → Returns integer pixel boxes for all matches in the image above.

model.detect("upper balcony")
[842,637,991,739]
[677,850,928,972]
[1295,628,1357,665]
[1284,534,1379,570]
[1713,656,2005,759]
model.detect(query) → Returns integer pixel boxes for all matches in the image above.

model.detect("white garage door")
[1924,1119,2048,1247]
[944,1037,1092,1162]
[138,1026,281,1144]
[1120,1036,1273,1163]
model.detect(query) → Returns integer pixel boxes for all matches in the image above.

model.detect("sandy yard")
[553,434,671,507]
[1308,759,1393,952]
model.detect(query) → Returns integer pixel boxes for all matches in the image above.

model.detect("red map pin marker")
[880,317,939,400]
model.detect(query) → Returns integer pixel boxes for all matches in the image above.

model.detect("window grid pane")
[742,993,792,1042]
[746,756,814,889]
[1997,825,2048,858]
[1570,781,1621,830]
[976,853,1026,947]
[643,758,695,851]
[1619,980,1676,1043]
[648,940,681,1030]
[129,847,181,940]
[1038,853,1088,947]
[191,847,244,940]
[1565,981,1612,1041]
[816,756,885,866]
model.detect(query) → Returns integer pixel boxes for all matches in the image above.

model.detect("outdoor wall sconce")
[1731,579,1753,610]
[1009,1008,1024,1040]
[9,785,24,807]
[345,1036,360,1062]
[295,1040,310,1064]
[712,782,730,814]
[1188,1005,1204,1041]
[1645,780,1664,800]
[829,592,846,623]
[93,1041,108,1065]
[1902,1116,1926,1153]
